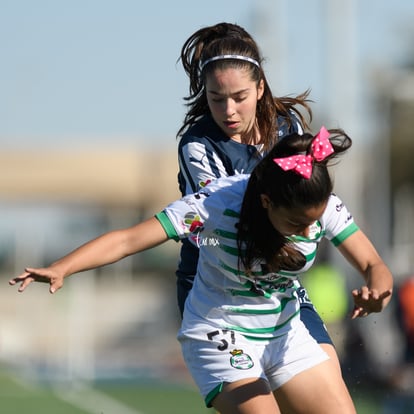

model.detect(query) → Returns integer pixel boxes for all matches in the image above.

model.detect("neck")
[239,124,261,145]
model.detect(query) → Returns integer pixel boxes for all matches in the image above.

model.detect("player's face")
[260,195,328,237]
[205,67,264,144]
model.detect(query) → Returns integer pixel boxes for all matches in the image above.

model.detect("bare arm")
[337,229,393,319]
[9,216,168,294]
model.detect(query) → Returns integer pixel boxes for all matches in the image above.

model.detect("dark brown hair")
[237,128,352,275]
[177,22,312,153]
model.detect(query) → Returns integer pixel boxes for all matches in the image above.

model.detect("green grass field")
[0,370,212,414]
[1,368,412,414]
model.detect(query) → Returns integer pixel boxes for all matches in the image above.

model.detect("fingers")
[351,306,368,320]
[9,270,33,292]
[49,279,63,294]
[9,267,63,294]
[378,289,392,300]
[350,286,393,319]
[354,285,374,300]
[9,276,34,292]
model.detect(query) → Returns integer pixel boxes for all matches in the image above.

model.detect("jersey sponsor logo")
[335,199,353,224]
[198,179,212,188]
[229,349,254,370]
[345,212,353,224]
[296,286,311,304]
[335,202,344,212]
[189,154,207,166]
[197,236,220,248]
[249,278,294,296]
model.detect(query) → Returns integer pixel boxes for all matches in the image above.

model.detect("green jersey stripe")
[331,222,359,246]
[224,308,300,335]
[223,293,296,314]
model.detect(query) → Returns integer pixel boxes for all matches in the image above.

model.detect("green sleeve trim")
[330,222,359,246]
[154,212,180,242]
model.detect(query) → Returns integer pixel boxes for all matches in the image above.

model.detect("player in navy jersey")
[10,128,393,413]
[175,23,343,377]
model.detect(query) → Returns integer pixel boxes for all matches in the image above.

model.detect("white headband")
[200,54,260,71]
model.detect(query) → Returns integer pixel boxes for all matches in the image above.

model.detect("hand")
[9,267,64,294]
[351,286,392,319]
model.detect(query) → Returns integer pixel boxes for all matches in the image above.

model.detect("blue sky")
[2,0,414,149]
[1,0,254,148]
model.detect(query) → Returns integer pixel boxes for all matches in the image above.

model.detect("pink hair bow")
[273,126,334,179]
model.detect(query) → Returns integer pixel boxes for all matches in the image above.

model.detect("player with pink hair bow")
[273,126,334,179]
[10,127,393,414]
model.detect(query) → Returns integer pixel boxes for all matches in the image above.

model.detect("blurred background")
[1,0,414,412]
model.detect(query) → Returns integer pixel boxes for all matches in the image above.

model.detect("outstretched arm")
[9,216,168,294]
[337,229,393,319]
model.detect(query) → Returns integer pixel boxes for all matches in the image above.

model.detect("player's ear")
[257,79,264,101]
[260,193,271,209]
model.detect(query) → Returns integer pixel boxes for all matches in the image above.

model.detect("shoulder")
[179,115,226,147]
[164,175,248,237]
[197,175,249,212]
[202,174,249,197]
[321,194,348,221]
[321,194,359,243]
[324,193,347,214]
[277,112,303,138]
[197,175,248,226]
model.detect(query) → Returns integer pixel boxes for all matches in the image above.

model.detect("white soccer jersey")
[156,174,359,341]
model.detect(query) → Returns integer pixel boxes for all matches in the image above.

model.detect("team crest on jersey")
[289,220,322,242]
[229,349,254,370]
[183,212,204,234]
[198,179,212,188]
[307,221,321,239]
